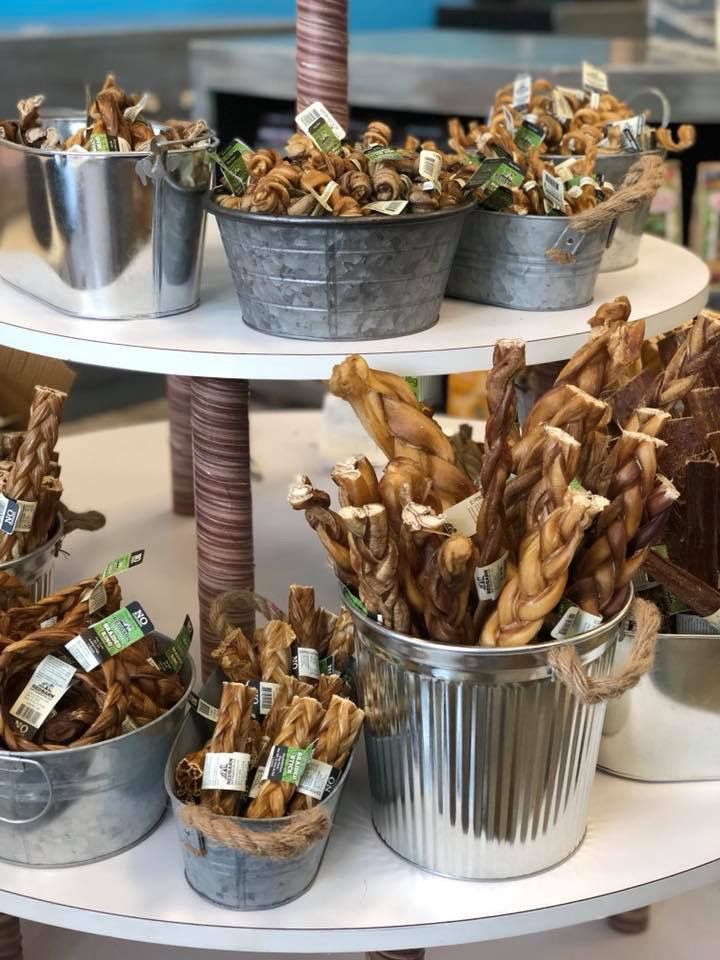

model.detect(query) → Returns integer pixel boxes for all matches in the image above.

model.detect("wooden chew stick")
[643,550,720,617]
[201,682,255,816]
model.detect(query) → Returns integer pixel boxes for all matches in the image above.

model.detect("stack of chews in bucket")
[288,296,694,647]
[169,586,364,909]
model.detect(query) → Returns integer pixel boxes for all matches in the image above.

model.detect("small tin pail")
[0,516,64,601]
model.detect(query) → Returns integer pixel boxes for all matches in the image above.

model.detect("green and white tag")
[246,679,279,720]
[297,758,342,801]
[363,146,404,162]
[364,199,408,216]
[148,614,193,673]
[512,73,532,110]
[513,119,545,153]
[202,752,251,792]
[87,132,119,152]
[10,655,76,738]
[217,138,253,192]
[474,551,508,602]
[442,490,484,536]
[296,101,345,153]
[85,549,145,615]
[292,645,320,681]
[263,743,313,785]
[65,601,154,672]
[542,168,565,213]
[551,605,602,640]
[0,493,37,534]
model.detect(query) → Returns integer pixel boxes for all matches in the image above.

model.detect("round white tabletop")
[0,229,708,378]
[3,415,716,954]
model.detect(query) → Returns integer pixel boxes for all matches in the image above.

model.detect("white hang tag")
[293,646,320,680]
[474,551,508,602]
[542,168,565,212]
[10,655,76,738]
[551,89,574,122]
[248,764,266,798]
[442,490,484,536]
[590,91,600,109]
[418,149,442,188]
[582,61,608,94]
[554,157,578,182]
[295,101,346,152]
[502,105,515,137]
[297,758,341,801]
[364,200,408,215]
[39,616,58,629]
[202,752,251,792]
[512,73,532,110]
[316,180,339,211]
[551,606,603,640]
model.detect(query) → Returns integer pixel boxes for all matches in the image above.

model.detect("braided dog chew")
[258,621,294,683]
[211,625,259,683]
[245,696,325,819]
[644,310,720,410]
[524,427,581,532]
[330,456,380,507]
[521,383,609,444]
[326,608,355,674]
[262,676,314,750]
[288,584,318,650]
[201,682,255,816]
[288,475,357,587]
[339,503,411,632]
[24,475,62,552]
[315,673,350,709]
[0,386,66,560]
[289,695,364,812]
[481,491,607,647]
[419,533,477,644]
[176,743,210,804]
[1,576,97,640]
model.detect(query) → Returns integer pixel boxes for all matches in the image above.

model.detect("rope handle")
[177,800,330,860]
[569,153,665,233]
[548,597,659,705]
[209,588,286,640]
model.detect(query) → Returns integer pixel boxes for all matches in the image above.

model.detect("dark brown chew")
[684,458,719,587]
[643,550,720,617]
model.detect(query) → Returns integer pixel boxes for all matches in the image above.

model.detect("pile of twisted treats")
[0,385,104,577]
[286,296,707,647]
[0,575,186,750]
[175,585,363,818]
[449,77,696,157]
[214,119,470,217]
[0,74,210,152]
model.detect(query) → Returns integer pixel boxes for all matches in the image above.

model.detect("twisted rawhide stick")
[0,386,66,560]
[260,621,295,683]
[0,577,96,642]
[289,695,364,812]
[262,676,314,749]
[330,456,380,507]
[201,682,255,816]
[327,608,355,673]
[339,503,411,632]
[524,427,581,531]
[568,431,665,615]
[645,310,720,410]
[25,476,62,552]
[245,695,325,819]
[521,383,609,443]
[209,591,260,682]
[482,491,607,647]
[288,475,356,587]
[419,533,477,644]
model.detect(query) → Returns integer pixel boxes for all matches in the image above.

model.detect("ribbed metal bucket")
[599,630,720,781]
[167,672,354,909]
[208,199,473,340]
[0,516,63,601]
[447,207,612,310]
[0,120,216,319]
[347,594,631,879]
[0,638,193,867]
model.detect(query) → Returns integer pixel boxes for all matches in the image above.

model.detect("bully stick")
[315,673,350,709]
[419,532,477,644]
[643,549,720,618]
[684,457,719,586]
[326,608,355,674]
[288,475,357,585]
[399,498,448,623]
[379,458,437,531]
[330,456,380,507]
[245,695,325,819]
[481,490,607,647]
[24,475,62,552]
[201,682,256,816]
[288,695,364,812]
[450,423,484,486]
[0,386,66,561]
[519,384,608,452]
[211,625,260,683]
[524,427,581,532]
[259,620,295,683]
[287,584,318,650]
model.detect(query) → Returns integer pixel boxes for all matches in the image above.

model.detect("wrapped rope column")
[296,0,349,130]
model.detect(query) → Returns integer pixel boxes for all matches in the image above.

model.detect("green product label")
[100,549,145,581]
[319,654,335,675]
[404,375,419,397]
[65,601,154,672]
[480,186,514,211]
[211,142,252,195]
[87,133,118,152]
[652,544,669,559]
[467,157,524,196]
[265,744,313,785]
[341,585,370,618]
[364,146,404,162]
[148,614,193,673]
[306,118,341,154]
[513,120,544,153]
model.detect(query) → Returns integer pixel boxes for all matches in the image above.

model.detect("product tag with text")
[512,73,532,110]
[202,752,251,792]
[10,655,76,738]
[474,551,508,602]
[363,199,408,216]
[551,605,602,640]
[147,614,193,673]
[418,149,442,187]
[443,491,484,536]
[0,493,36,535]
[65,601,154,672]
[246,679,280,720]
[542,168,566,213]
[263,744,314,785]
[292,645,320,681]
[297,758,343,801]
[296,101,345,153]
[189,692,219,723]
[582,61,608,94]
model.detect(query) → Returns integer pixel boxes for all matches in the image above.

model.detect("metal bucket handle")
[0,756,53,824]
[134,133,218,191]
[626,86,671,128]
[548,597,659,705]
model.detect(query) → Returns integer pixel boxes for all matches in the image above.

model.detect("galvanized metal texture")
[447,207,612,311]
[0,121,214,320]
[600,630,720,782]
[166,671,353,909]
[0,516,64,601]
[347,595,631,880]
[0,638,194,867]
[209,199,473,341]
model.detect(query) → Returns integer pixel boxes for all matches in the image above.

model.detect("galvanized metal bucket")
[208,199,473,341]
[0,516,64,601]
[599,630,720,781]
[0,120,216,319]
[446,207,613,310]
[347,592,634,880]
[0,638,193,867]
[167,672,354,909]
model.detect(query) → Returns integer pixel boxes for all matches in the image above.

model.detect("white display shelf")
[2,415,716,955]
[0,226,709,378]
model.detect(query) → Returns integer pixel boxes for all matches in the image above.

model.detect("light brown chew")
[245,696,325,819]
[288,475,357,586]
[211,625,259,683]
[315,673,349,709]
[175,743,210,803]
[259,620,295,683]
[481,491,607,647]
[330,456,380,507]
[524,427,581,532]
[646,309,720,409]
[262,675,315,749]
[201,682,255,816]
[288,584,318,650]
[327,608,355,673]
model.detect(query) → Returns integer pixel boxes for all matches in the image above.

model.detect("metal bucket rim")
[206,193,476,228]
[0,638,195,761]
[545,148,664,163]
[468,206,609,229]
[0,120,216,159]
[343,584,633,659]
[0,514,64,573]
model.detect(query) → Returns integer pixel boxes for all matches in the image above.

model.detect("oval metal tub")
[0,637,194,867]
[0,516,64,601]
[208,199,473,341]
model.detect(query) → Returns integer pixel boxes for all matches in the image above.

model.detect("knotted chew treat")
[482,491,607,647]
[289,695,364,812]
[201,682,255,816]
[363,121,392,149]
[259,621,295,683]
[176,743,211,804]
[245,696,325,819]
[331,456,380,507]
[288,475,357,587]
[339,503,411,632]
[0,386,66,561]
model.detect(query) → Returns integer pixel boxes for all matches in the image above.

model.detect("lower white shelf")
[1,412,716,953]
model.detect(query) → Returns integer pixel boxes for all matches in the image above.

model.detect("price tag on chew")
[502,105,515,137]
[10,655,76,739]
[364,199,408,216]
[65,601,154,672]
[217,138,253,192]
[419,149,442,188]
[551,605,602,640]
[513,119,545,153]
[512,73,532,110]
[87,132,119,152]
[263,744,313,785]
[313,180,339,211]
[189,692,219,723]
[202,752,251,792]
[443,491,484,536]
[296,101,345,153]
[582,61,608,94]
[297,758,343,801]
[364,146,404,162]
[474,551,508,602]
[551,89,574,122]
[292,645,320,680]
[542,168,565,213]
[0,492,36,535]
[148,615,193,673]
[85,549,145,615]
[247,679,280,720]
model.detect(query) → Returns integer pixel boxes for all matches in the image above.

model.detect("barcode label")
[295,101,345,153]
[13,704,42,726]
[542,169,565,212]
[189,692,219,723]
[474,552,508,602]
[419,149,442,186]
[247,680,279,720]
[10,654,76,738]
[551,606,603,640]
[512,73,532,109]
[364,200,408,216]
